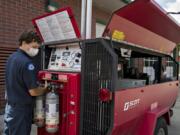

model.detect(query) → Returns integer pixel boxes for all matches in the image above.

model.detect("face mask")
[26,48,39,57]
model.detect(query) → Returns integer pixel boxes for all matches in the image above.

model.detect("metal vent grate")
[80,39,117,135]
[0,46,16,113]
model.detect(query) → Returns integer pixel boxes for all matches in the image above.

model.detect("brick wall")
[0,0,47,114]
[0,0,111,113]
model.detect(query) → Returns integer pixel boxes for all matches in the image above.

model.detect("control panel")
[48,44,81,72]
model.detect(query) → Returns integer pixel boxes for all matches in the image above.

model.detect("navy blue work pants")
[3,103,33,135]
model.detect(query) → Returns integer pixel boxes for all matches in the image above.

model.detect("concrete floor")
[0,115,4,135]
[168,92,180,135]
[1,91,180,135]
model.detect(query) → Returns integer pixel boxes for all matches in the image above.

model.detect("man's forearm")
[35,87,47,96]
[29,87,48,96]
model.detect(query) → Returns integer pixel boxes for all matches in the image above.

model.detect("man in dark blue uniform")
[3,31,48,135]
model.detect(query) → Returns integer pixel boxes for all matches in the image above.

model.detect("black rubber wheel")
[169,109,173,117]
[154,117,168,135]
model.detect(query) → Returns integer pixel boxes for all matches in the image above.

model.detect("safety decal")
[28,64,35,70]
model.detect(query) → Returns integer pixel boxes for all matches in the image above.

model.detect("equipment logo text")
[123,99,140,111]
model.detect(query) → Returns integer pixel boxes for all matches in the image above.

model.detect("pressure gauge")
[71,51,76,58]
[69,61,75,67]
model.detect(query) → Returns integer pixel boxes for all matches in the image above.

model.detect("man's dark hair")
[18,31,41,46]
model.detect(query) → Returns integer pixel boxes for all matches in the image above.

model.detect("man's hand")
[29,81,50,96]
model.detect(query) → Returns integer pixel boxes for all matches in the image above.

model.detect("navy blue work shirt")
[5,49,38,105]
